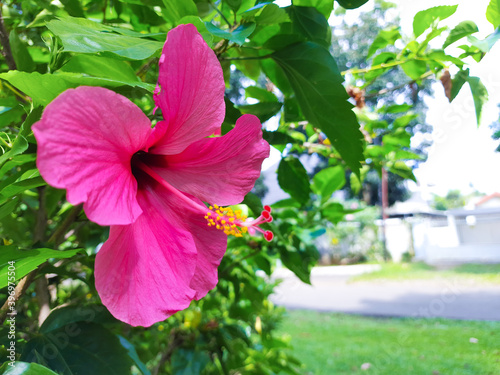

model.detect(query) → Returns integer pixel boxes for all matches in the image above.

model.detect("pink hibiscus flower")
[32,24,272,327]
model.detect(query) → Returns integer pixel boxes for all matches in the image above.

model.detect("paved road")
[270,265,500,321]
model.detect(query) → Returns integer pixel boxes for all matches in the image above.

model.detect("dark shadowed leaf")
[46,17,164,60]
[277,156,311,205]
[272,42,364,173]
[21,322,132,375]
[171,349,210,375]
[287,5,331,46]
[335,0,369,9]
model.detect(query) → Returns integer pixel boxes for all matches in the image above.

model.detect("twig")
[47,204,83,246]
[0,6,16,70]
[0,271,37,325]
[364,70,434,99]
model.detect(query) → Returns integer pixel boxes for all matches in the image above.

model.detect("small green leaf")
[205,22,256,45]
[467,76,488,126]
[413,5,458,38]
[272,42,364,173]
[443,21,479,48]
[486,0,500,29]
[245,86,279,102]
[312,165,345,198]
[449,68,469,102]
[0,246,83,288]
[386,161,416,181]
[0,362,59,375]
[401,59,427,80]
[277,156,311,205]
[367,27,401,58]
[321,201,348,224]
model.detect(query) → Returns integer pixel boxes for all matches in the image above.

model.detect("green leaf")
[383,130,411,148]
[46,17,164,60]
[413,5,458,38]
[287,5,331,47]
[443,21,479,48]
[0,197,20,220]
[237,102,282,122]
[0,71,154,107]
[467,76,488,126]
[118,336,151,375]
[224,0,242,12]
[21,322,133,375]
[277,240,319,284]
[255,3,290,24]
[401,59,427,80]
[272,42,364,173]
[367,27,401,58]
[59,0,85,17]
[261,59,293,96]
[487,0,500,29]
[312,165,345,198]
[0,247,83,289]
[380,103,413,114]
[277,156,311,205]
[161,0,198,23]
[171,349,210,375]
[386,161,416,181]
[449,68,469,102]
[393,113,418,128]
[293,0,334,18]
[0,362,59,375]
[365,52,396,81]
[262,130,297,145]
[349,165,369,194]
[245,86,279,102]
[59,55,139,82]
[205,22,256,45]
[9,31,35,72]
[0,134,28,169]
[335,0,369,9]
[0,175,46,202]
[321,201,348,224]
[177,16,213,45]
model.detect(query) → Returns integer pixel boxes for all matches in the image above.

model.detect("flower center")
[131,158,274,241]
[205,204,274,241]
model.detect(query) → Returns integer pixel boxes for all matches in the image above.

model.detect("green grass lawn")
[351,262,500,284]
[280,310,500,375]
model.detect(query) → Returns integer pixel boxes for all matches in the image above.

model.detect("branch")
[364,70,434,99]
[0,271,37,325]
[0,6,16,70]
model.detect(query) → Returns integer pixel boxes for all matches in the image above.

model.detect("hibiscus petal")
[185,205,228,300]
[95,177,227,326]
[150,24,225,155]
[33,86,151,226]
[147,114,270,206]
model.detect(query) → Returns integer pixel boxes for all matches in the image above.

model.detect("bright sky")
[396,1,500,196]
[271,0,500,196]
